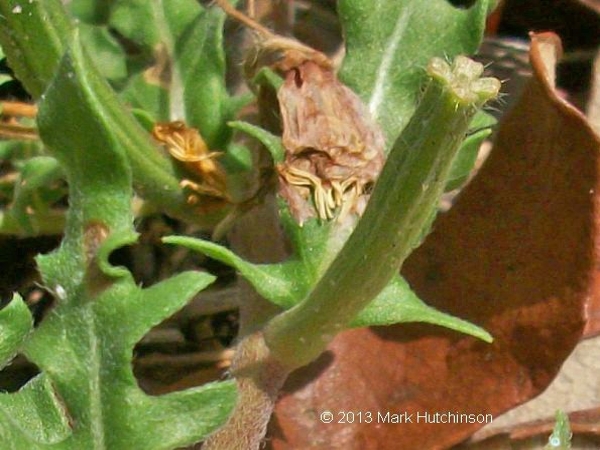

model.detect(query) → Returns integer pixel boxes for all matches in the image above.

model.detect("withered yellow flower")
[152,121,230,204]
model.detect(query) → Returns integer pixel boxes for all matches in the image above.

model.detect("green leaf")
[0,30,239,449]
[164,235,308,309]
[78,23,128,83]
[66,0,111,24]
[111,0,243,148]
[338,0,494,148]
[0,151,65,236]
[0,294,33,370]
[165,225,492,343]
[176,2,243,149]
[165,197,354,311]
[252,67,284,92]
[23,265,233,449]
[221,142,253,173]
[351,275,492,342]
[0,0,73,98]
[36,32,134,295]
[119,73,171,122]
[0,1,224,227]
[0,299,70,448]
[545,410,572,450]
[7,157,65,236]
[228,121,285,164]
[445,111,496,192]
[167,235,492,344]
[0,374,72,447]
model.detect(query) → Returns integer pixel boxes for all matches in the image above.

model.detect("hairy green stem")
[201,333,288,450]
[264,56,500,369]
[202,195,289,450]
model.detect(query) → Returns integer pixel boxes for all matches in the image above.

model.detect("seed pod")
[276,61,385,224]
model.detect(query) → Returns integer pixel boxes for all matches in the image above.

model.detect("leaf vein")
[368,8,412,118]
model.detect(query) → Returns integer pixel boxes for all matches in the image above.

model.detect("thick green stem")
[264,56,500,369]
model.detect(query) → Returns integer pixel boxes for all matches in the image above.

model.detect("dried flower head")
[152,121,230,204]
[277,61,385,224]
[214,0,385,224]
[0,101,38,140]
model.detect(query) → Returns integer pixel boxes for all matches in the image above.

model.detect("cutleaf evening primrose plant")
[0,0,499,448]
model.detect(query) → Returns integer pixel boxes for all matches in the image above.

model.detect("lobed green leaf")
[0,374,72,447]
[165,235,490,342]
[352,275,492,342]
[0,29,238,449]
[0,294,33,370]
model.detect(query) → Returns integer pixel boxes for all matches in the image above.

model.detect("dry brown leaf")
[585,50,600,338]
[575,0,600,14]
[588,49,600,135]
[266,32,600,450]
[497,0,600,52]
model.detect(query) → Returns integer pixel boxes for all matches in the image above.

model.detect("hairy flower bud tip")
[428,56,501,105]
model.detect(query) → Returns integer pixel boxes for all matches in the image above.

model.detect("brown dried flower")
[213,0,385,224]
[276,61,385,224]
[152,121,230,204]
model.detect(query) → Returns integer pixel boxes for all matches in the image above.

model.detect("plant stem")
[202,195,288,450]
[264,56,500,370]
[202,333,289,450]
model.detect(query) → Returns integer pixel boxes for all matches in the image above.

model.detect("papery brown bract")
[276,61,385,224]
[244,35,332,83]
